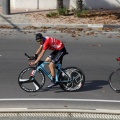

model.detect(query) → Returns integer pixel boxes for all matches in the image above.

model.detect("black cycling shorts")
[48,47,67,64]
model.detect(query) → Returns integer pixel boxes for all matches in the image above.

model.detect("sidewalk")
[0,7,120,30]
[0,108,120,120]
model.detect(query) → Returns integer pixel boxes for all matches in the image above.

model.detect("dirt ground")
[25,9,120,25]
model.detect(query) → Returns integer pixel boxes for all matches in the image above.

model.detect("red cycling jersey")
[43,37,64,51]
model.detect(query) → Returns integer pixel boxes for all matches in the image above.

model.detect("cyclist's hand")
[29,61,36,66]
[28,54,38,60]
[28,56,35,60]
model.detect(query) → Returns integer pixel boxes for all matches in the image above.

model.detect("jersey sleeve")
[43,38,50,50]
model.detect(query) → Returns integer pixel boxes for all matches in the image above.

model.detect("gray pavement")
[0,7,120,119]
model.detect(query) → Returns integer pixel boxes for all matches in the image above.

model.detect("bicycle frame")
[35,61,71,83]
[24,52,71,83]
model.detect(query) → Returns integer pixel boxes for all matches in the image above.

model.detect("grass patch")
[46,9,89,18]
[46,11,58,18]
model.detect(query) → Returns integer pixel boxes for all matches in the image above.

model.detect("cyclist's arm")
[34,49,46,64]
[36,45,43,55]
[29,49,46,66]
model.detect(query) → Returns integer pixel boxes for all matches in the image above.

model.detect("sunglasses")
[36,39,43,42]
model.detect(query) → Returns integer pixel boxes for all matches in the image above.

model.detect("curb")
[0,108,120,120]
[0,108,120,114]
[0,23,120,30]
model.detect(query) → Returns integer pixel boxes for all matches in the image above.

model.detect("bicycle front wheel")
[108,68,120,93]
[59,67,85,92]
[18,67,45,92]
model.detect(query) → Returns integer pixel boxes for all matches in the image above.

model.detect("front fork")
[29,69,36,81]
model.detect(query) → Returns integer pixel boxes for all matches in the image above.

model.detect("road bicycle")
[108,57,120,93]
[18,53,85,92]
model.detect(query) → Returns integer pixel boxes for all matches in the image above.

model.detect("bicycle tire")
[18,67,45,92]
[59,67,85,92]
[108,68,120,93]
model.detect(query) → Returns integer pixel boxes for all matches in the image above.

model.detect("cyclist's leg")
[49,62,56,78]
[47,48,67,88]
[45,51,58,79]
[45,51,57,62]
[45,57,51,62]
[47,62,58,88]
[45,51,54,62]
[49,48,66,78]
[52,47,67,64]
[47,51,59,88]
[48,51,58,78]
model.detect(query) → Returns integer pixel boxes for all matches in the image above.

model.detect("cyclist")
[29,33,67,88]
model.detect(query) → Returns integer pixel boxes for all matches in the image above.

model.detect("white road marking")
[0,108,120,113]
[88,24,103,28]
[0,98,120,103]
[102,32,119,34]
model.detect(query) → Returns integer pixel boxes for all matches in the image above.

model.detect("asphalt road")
[0,28,120,110]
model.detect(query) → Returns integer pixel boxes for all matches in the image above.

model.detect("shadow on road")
[0,14,22,32]
[38,80,109,93]
[81,80,108,92]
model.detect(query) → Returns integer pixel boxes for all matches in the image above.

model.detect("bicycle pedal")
[47,82,59,88]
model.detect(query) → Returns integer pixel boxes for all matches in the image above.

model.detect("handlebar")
[24,53,35,60]
[24,53,30,58]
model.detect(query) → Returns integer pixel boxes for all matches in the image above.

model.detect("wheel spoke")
[33,80,40,90]
[19,79,33,84]
[72,74,80,83]
[59,67,85,91]
[18,67,45,92]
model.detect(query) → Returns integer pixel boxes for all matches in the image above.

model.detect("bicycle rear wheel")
[108,68,120,93]
[59,67,85,92]
[18,67,45,92]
